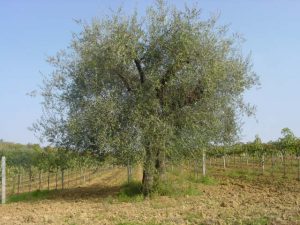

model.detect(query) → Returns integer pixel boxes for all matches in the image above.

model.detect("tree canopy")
[34,0,259,195]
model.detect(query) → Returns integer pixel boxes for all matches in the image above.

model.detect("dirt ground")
[0,166,299,225]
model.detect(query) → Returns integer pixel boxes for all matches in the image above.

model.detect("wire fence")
[1,159,113,202]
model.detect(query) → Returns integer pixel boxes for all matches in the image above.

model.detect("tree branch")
[156,65,174,108]
[116,73,132,92]
[182,83,204,107]
[134,59,145,84]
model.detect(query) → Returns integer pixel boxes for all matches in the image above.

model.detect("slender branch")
[156,65,174,108]
[134,59,145,84]
[116,73,132,92]
[183,83,204,107]
[157,61,193,109]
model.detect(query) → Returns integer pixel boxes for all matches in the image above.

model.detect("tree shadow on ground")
[47,184,122,201]
[8,184,123,203]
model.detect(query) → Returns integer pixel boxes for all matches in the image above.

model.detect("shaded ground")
[0,166,299,225]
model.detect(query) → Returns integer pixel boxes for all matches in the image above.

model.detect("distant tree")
[278,128,296,177]
[33,0,259,196]
[252,135,265,174]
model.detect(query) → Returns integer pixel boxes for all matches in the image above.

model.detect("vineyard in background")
[171,130,300,182]
[0,142,107,197]
[1,127,299,199]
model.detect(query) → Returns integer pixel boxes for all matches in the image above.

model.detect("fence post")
[202,149,206,177]
[2,156,6,204]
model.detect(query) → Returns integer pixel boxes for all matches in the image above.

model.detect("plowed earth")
[0,166,299,225]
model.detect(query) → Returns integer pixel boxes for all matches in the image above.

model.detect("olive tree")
[34,1,259,196]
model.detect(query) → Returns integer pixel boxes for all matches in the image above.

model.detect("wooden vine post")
[2,156,6,204]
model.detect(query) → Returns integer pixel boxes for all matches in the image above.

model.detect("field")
[0,165,299,225]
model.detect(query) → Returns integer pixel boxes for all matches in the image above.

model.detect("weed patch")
[117,181,143,202]
[153,180,201,197]
[241,216,269,225]
[8,190,51,203]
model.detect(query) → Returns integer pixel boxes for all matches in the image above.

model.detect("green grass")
[117,181,144,202]
[241,217,269,225]
[153,179,201,197]
[8,190,51,203]
[116,174,202,201]
[116,221,163,225]
[188,175,218,185]
[225,169,257,181]
[184,212,203,223]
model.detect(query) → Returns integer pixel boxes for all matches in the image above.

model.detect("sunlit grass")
[8,190,52,203]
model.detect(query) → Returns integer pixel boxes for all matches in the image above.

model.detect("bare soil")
[0,166,299,225]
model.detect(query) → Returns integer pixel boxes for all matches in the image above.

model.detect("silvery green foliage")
[34,0,259,164]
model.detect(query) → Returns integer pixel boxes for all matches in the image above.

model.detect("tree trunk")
[223,155,226,170]
[142,147,166,197]
[142,150,155,197]
[155,149,166,181]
